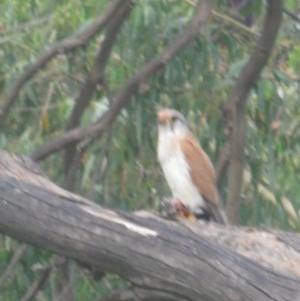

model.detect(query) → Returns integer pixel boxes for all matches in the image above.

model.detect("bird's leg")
[160,197,197,221]
[173,200,196,221]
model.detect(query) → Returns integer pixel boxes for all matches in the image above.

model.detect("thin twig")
[283,7,300,23]
[0,16,53,37]
[94,288,135,301]
[0,243,28,287]
[20,267,52,301]
[20,255,65,301]
[182,0,259,38]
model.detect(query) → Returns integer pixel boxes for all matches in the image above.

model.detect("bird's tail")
[205,202,228,224]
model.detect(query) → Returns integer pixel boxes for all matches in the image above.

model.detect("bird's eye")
[170,116,183,131]
[171,116,179,123]
[171,115,184,124]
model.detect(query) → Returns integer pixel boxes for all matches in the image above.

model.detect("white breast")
[157,129,205,211]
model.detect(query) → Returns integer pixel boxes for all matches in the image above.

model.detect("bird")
[157,108,226,224]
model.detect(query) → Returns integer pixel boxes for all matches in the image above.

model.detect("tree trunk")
[0,151,299,301]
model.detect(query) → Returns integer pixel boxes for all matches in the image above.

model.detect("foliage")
[0,0,299,299]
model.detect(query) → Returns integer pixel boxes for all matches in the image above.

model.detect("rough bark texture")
[0,151,299,301]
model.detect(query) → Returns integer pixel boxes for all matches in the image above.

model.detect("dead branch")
[0,151,299,301]
[20,264,52,301]
[0,243,28,287]
[20,255,65,301]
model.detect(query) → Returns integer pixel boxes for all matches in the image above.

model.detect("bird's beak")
[157,111,170,125]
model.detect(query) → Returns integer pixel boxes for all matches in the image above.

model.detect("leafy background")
[0,0,299,299]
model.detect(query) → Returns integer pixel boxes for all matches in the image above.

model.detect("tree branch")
[0,243,28,288]
[95,289,135,301]
[0,151,299,301]
[223,0,283,224]
[64,0,135,189]
[66,0,134,130]
[0,0,125,130]
[20,255,65,301]
[20,265,52,301]
[31,0,215,162]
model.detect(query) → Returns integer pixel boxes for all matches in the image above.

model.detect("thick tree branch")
[0,0,125,130]
[223,0,283,224]
[0,151,299,301]
[64,0,135,188]
[66,0,134,131]
[31,0,214,162]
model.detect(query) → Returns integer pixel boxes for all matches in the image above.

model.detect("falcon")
[157,108,226,224]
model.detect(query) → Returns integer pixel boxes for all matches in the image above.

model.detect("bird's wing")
[179,133,219,205]
[179,133,226,224]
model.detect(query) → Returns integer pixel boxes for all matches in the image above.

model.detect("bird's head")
[157,108,188,137]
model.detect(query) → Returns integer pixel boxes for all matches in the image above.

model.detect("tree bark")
[0,151,299,301]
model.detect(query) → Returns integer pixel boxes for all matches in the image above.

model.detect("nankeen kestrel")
[157,108,226,224]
